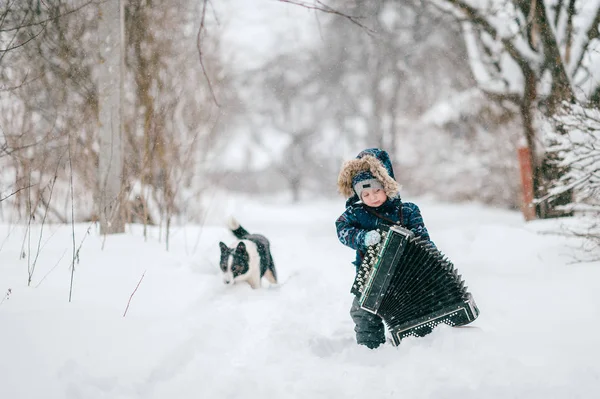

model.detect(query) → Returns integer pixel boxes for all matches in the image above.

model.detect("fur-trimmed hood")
[337,148,400,200]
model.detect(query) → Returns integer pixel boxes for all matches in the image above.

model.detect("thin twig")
[0,0,96,33]
[277,0,374,33]
[68,134,76,302]
[197,0,220,106]
[56,223,94,289]
[0,184,35,202]
[0,289,12,306]
[30,154,64,284]
[34,249,67,288]
[123,271,146,317]
[25,173,33,285]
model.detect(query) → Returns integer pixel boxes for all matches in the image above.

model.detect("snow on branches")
[544,103,600,257]
[546,103,600,212]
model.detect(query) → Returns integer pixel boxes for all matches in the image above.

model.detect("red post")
[517,146,536,221]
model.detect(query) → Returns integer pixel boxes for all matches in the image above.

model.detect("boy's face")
[361,187,387,207]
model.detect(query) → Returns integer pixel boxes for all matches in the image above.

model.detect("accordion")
[351,225,479,345]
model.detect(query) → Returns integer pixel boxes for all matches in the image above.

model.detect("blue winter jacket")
[335,197,433,270]
[336,147,433,270]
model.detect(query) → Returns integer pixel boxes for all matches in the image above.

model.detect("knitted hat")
[352,170,384,199]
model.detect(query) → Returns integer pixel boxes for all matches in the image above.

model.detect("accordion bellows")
[351,225,480,345]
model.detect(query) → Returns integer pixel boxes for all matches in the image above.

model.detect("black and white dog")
[218,217,278,289]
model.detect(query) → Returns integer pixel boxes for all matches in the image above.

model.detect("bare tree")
[1,0,94,66]
[1,1,97,218]
[121,0,233,240]
[1,0,99,225]
[2,0,234,231]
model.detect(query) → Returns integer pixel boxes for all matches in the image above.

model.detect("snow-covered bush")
[545,103,600,254]
[546,103,600,212]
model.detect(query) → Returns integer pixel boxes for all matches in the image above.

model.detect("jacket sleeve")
[403,203,432,243]
[335,208,367,250]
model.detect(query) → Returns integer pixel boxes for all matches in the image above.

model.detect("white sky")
[215,0,321,70]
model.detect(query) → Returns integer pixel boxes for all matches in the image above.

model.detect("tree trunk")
[534,0,575,112]
[520,65,540,209]
[521,65,573,219]
[96,0,125,234]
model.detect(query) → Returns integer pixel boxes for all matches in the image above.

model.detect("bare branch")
[570,4,600,79]
[123,271,146,317]
[0,184,35,202]
[0,70,42,92]
[68,135,76,302]
[430,0,533,72]
[197,0,220,107]
[0,25,47,54]
[0,0,96,33]
[277,0,375,33]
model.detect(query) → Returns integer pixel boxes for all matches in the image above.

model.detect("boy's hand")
[364,230,381,246]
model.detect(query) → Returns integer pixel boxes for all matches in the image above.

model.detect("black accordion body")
[351,225,479,345]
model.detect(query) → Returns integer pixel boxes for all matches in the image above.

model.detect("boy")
[335,148,433,349]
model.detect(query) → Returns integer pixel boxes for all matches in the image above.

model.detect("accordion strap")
[362,204,404,227]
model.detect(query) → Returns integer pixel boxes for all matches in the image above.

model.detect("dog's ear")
[236,241,246,252]
[219,241,228,253]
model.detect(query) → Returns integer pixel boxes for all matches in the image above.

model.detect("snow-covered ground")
[1,196,599,398]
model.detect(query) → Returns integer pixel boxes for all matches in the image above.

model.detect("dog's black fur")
[219,218,277,288]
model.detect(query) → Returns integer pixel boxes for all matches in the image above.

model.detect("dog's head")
[218,241,250,285]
